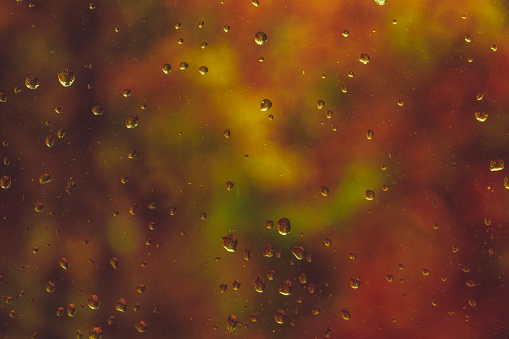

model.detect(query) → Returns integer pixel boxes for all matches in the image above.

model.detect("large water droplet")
[278,280,292,295]
[92,105,103,116]
[359,53,370,64]
[292,246,305,260]
[222,234,237,252]
[87,295,100,309]
[364,190,375,200]
[0,176,12,189]
[277,217,291,235]
[115,298,127,312]
[263,242,275,257]
[490,158,504,171]
[260,99,272,111]
[25,76,39,89]
[162,64,172,74]
[67,303,76,317]
[58,69,75,87]
[274,309,286,324]
[126,115,139,128]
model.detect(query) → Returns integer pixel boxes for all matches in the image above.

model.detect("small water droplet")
[422,268,430,276]
[162,64,172,74]
[255,277,266,293]
[177,38,184,44]
[46,281,56,293]
[366,130,374,140]
[91,105,103,116]
[490,158,504,171]
[0,92,6,102]
[374,0,387,5]
[292,246,305,260]
[45,134,55,147]
[223,25,230,32]
[67,303,76,317]
[254,32,267,45]
[252,0,259,6]
[244,249,251,260]
[115,298,127,312]
[87,295,100,309]
[321,186,329,196]
[277,217,291,235]
[57,128,65,138]
[250,314,259,322]
[179,62,188,70]
[274,309,286,324]
[317,100,325,109]
[175,23,181,29]
[465,35,471,43]
[491,44,497,52]
[129,203,137,215]
[135,321,148,333]
[278,280,292,295]
[359,53,370,64]
[201,42,208,49]
[324,238,332,247]
[25,76,39,89]
[233,280,241,290]
[260,99,272,111]
[341,308,351,320]
[263,242,275,257]
[110,257,119,269]
[122,89,131,97]
[34,202,44,212]
[198,66,208,75]
[126,115,139,128]
[59,258,69,270]
[350,277,361,289]
[474,110,488,122]
[364,190,375,200]
[58,69,75,87]
[222,234,237,252]
[311,305,320,315]
[342,30,349,37]
[0,176,12,189]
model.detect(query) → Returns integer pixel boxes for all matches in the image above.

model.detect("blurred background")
[1,0,509,338]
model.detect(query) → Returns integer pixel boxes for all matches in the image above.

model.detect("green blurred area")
[1,0,509,338]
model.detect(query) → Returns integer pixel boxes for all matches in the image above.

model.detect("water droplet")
[278,280,292,295]
[162,64,172,74]
[474,111,488,122]
[341,85,348,93]
[34,202,44,212]
[468,298,477,307]
[252,0,259,6]
[127,150,137,159]
[273,309,286,324]
[325,327,333,337]
[263,242,275,257]
[350,277,361,289]
[341,308,351,320]
[179,62,188,70]
[198,66,208,75]
[133,303,141,311]
[56,307,65,316]
[219,283,227,293]
[226,181,234,190]
[366,130,374,140]
[87,295,100,309]
[317,100,325,109]
[120,174,128,184]
[135,321,148,333]
[32,247,39,253]
[476,93,484,101]
[277,217,291,235]
[136,285,145,293]
[108,316,116,325]
[201,42,208,49]
[254,32,267,45]
[255,277,266,293]
[374,0,387,5]
[233,280,241,290]
[227,315,238,332]
[342,30,349,37]
[1,176,12,189]
[490,158,504,171]
[422,268,430,276]
[175,22,181,29]
[58,69,75,87]
[0,92,6,102]
[321,186,329,196]
[292,246,305,260]
[177,38,184,44]
[260,99,272,111]
[311,305,320,315]
[324,238,332,247]
[88,327,103,339]
[223,25,230,32]
[46,281,56,293]
[110,257,119,269]
[115,298,127,312]
[503,176,509,189]
[25,76,39,89]
[223,129,230,138]
[122,89,131,97]
[386,274,394,282]
[57,128,65,138]
[67,303,76,317]
[325,110,333,119]
[359,53,370,64]
[92,105,103,116]
[222,234,237,252]
[465,35,471,43]
[491,44,498,52]
[250,314,259,322]
[59,258,69,270]
[45,134,55,147]
[364,190,375,200]
[200,212,207,220]
[126,115,139,128]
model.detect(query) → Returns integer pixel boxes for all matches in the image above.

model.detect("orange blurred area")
[1,0,509,338]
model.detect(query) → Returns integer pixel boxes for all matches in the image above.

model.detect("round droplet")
[126,115,139,128]
[162,64,171,74]
[317,100,325,109]
[366,129,374,140]
[0,176,12,189]
[45,135,55,148]
[364,190,375,200]
[219,283,227,293]
[260,99,272,111]
[244,249,251,260]
[110,257,119,269]
[92,105,103,116]
[201,42,208,49]
[474,111,488,122]
[46,281,56,293]
[87,295,100,309]
[374,0,387,5]
[278,280,292,295]
[0,92,6,103]
[321,186,329,196]
[67,303,76,317]
[490,158,504,171]
[200,212,207,220]
[223,25,230,32]
[198,66,208,75]
[122,89,131,97]
[226,181,234,190]
[25,76,40,89]
[277,217,291,235]
[252,0,259,6]
[350,277,361,289]
[222,234,237,252]
[175,22,181,29]
[359,53,370,64]
[422,268,430,276]
[491,44,498,52]
[341,85,348,93]
[266,270,276,281]
[342,30,349,37]
[274,309,286,324]
[324,238,332,247]
[34,202,44,212]
[326,110,333,119]
[136,284,145,293]
[255,277,266,293]
[341,308,351,320]
[127,150,137,159]
[179,62,188,70]
[177,38,184,44]
[135,321,148,333]
[58,69,75,87]
[233,280,241,290]
[254,32,267,45]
